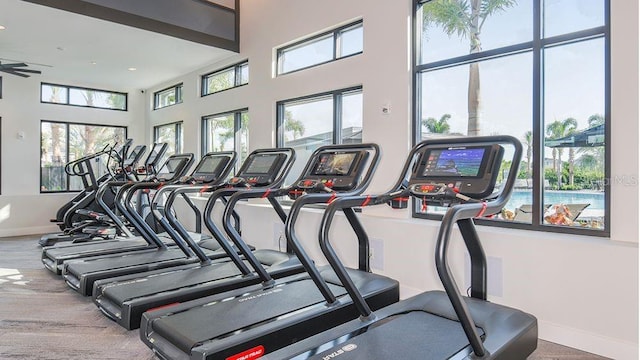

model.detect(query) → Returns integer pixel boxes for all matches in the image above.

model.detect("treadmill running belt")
[102,261,248,303]
[307,312,483,359]
[152,279,347,353]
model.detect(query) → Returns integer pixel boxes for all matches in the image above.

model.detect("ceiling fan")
[0,61,42,78]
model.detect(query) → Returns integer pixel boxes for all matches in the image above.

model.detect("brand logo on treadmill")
[322,343,357,360]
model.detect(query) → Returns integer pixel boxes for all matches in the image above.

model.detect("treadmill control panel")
[289,150,368,199]
[412,144,503,199]
[190,154,234,184]
[229,152,288,187]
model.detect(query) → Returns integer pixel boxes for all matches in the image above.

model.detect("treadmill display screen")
[422,148,486,178]
[195,156,224,174]
[158,158,184,174]
[311,152,357,176]
[245,154,278,174]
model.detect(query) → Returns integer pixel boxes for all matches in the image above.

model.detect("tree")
[283,110,305,140]
[422,113,451,134]
[546,118,578,189]
[423,0,517,136]
[523,130,532,178]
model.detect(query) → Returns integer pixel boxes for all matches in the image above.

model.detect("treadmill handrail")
[314,135,523,358]
[277,143,381,304]
[94,180,135,238]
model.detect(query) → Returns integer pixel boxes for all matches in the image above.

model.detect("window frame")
[40,82,128,111]
[412,0,611,237]
[276,86,363,147]
[153,83,183,110]
[276,20,364,76]
[39,120,128,193]
[201,108,249,172]
[153,121,184,156]
[201,60,249,96]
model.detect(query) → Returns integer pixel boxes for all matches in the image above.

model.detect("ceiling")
[0,0,237,91]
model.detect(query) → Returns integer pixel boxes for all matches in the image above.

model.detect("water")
[505,190,604,211]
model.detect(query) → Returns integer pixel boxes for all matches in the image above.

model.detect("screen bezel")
[310,151,362,177]
[415,145,496,181]
[192,155,229,176]
[239,153,287,177]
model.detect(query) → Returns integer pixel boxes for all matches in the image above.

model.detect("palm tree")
[422,114,451,134]
[546,118,578,189]
[284,110,305,140]
[523,130,532,178]
[423,0,517,136]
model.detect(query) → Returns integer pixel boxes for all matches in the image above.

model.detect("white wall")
[0,74,145,236]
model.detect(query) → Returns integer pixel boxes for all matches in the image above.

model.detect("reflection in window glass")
[341,91,363,143]
[154,84,183,110]
[277,21,363,75]
[420,0,532,64]
[277,88,363,185]
[41,83,126,110]
[202,61,249,96]
[339,24,364,57]
[40,121,126,192]
[40,122,68,192]
[280,35,333,74]
[419,53,533,221]
[203,110,248,173]
[543,39,605,229]
[544,0,604,38]
[415,0,609,234]
[41,84,68,104]
[154,122,183,163]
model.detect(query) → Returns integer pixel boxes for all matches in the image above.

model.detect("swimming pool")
[506,190,605,211]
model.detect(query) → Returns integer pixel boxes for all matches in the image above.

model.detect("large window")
[154,83,183,110]
[415,0,609,235]
[153,121,183,162]
[41,83,127,111]
[201,61,249,96]
[277,87,363,183]
[40,121,127,192]
[276,20,363,75]
[202,109,249,172]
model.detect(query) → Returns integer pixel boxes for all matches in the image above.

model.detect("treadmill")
[60,153,220,295]
[139,143,400,360]
[92,148,302,330]
[41,142,171,274]
[38,141,146,246]
[263,136,538,360]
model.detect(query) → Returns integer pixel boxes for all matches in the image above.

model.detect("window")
[41,83,127,111]
[277,87,363,183]
[202,109,249,172]
[153,121,183,163]
[414,0,609,235]
[154,83,183,109]
[202,61,249,96]
[40,121,127,192]
[276,20,363,75]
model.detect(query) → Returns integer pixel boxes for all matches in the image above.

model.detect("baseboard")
[539,320,638,360]
[0,225,58,238]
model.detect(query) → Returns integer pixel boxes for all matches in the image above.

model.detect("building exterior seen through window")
[415,0,609,235]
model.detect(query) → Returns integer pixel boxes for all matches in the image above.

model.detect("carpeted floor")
[0,236,610,359]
